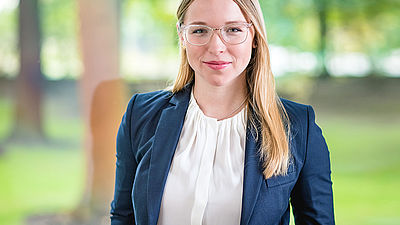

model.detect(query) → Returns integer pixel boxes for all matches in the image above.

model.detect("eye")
[190,28,208,34]
[226,26,243,33]
[193,29,205,33]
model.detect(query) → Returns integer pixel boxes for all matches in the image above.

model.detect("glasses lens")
[184,23,250,45]
[186,25,212,45]
[222,23,249,44]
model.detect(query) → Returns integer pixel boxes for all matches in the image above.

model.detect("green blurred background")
[0,0,399,224]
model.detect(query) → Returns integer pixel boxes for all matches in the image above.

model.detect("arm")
[110,95,137,225]
[291,106,335,224]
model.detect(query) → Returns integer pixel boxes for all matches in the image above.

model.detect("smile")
[203,61,232,70]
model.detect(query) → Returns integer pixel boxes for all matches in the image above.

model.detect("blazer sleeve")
[110,95,137,225]
[290,105,335,224]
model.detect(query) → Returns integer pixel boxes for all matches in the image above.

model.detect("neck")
[193,74,248,120]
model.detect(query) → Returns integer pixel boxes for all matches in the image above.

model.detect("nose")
[207,31,226,55]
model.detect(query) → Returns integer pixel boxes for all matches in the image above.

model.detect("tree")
[11,0,45,142]
[259,0,332,77]
[76,0,126,222]
[330,0,400,76]
[314,0,330,78]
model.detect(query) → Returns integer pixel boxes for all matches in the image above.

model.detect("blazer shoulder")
[280,98,310,127]
[129,89,172,113]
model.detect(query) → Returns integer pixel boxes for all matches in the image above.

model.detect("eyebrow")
[188,20,247,25]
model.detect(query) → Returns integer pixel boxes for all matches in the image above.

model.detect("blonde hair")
[173,0,290,179]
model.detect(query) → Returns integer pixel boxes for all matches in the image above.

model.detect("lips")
[203,61,231,70]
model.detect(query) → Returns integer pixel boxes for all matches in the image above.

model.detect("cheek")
[186,50,196,69]
[233,44,253,67]
[186,47,203,69]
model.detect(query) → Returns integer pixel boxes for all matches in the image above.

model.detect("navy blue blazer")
[110,84,335,225]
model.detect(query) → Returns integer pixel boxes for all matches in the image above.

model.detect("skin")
[178,0,255,120]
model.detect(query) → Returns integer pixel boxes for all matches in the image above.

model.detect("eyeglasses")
[180,22,252,46]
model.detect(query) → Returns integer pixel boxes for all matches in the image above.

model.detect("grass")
[0,96,399,225]
[0,98,12,139]
[0,146,84,225]
[319,116,400,224]
[0,98,85,225]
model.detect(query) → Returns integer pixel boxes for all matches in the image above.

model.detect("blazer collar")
[147,83,263,225]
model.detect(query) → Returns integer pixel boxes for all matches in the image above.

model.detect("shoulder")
[126,83,192,116]
[120,89,173,129]
[280,98,312,127]
[131,89,172,107]
[280,98,309,115]
[127,89,172,114]
[279,97,321,141]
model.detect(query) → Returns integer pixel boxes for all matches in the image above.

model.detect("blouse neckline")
[190,91,247,123]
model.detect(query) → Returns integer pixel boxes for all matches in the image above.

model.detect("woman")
[110,0,335,224]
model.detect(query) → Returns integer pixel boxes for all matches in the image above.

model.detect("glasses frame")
[179,22,253,46]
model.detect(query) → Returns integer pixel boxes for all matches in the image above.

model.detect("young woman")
[110,0,335,224]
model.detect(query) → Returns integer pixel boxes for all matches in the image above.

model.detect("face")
[179,0,255,87]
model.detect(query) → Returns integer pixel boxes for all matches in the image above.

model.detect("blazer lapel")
[240,124,264,225]
[147,86,191,225]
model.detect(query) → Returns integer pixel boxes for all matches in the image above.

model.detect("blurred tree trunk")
[12,0,44,141]
[76,0,126,222]
[315,0,331,78]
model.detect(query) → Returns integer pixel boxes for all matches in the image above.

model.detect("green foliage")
[260,0,400,54]
[0,7,18,77]
[122,0,178,53]
[0,0,399,78]
[40,0,80,79]
[40,0,77,40]
[329,0,400,53]
[260,0,320,51]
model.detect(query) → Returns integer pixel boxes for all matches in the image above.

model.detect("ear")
[249,25,257,48]
[176,24,185,47]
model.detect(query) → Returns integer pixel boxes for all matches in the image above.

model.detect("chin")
[206,74,236,87]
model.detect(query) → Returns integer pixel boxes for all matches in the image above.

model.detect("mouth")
[203,61,232,70]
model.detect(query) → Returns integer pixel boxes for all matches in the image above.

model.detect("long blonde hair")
[173,0,290,179]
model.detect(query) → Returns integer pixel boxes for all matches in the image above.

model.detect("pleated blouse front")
[157,92,247,225]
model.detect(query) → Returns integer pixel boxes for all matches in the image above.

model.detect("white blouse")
[157,92,247,225]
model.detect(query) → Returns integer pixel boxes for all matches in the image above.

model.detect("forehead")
[184,0,247,25]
